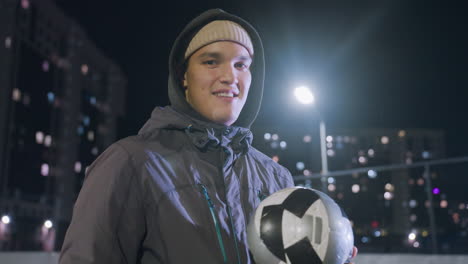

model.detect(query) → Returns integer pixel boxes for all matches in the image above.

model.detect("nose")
[219,64,238,85]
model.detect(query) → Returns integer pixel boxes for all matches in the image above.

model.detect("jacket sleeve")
[59,142,146,264]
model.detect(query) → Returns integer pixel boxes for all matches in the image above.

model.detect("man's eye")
[203,60,217,66]
[235,62,249,69]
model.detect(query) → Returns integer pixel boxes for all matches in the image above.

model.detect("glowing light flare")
[296,162,305,171]
[368,149,375,157]
[381,136,389,144]
[327,149,335,157]
[398,130,406,137]
[408,232,416,241]
[5,36,12,48]
[41,163,49,176]
[279,141,287,149]
[74,161,82,173]
[294,86,315,105]
[303,170,311,176]
[351,184,360,193]
[36,131,44,144]
[271,134,279,141]
[12,88,21,102]
[44,220,53,229]
[432,188,440,195]
[1,215,10,224]
[327,177,335,184]
[367,170,377,178]
[384,192,393,200]
[326,136,333,143]
[44,135,52,147]
[440,200,448,208]
[327,184,336,192]
[303,135,312,143]
[81,64,89,75]
[264,133,271,141]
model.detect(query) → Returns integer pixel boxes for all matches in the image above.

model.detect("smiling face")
[183,41,252,126]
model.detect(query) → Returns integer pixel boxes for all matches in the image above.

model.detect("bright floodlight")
[1,215,10,224]
[44,220,53,229]
[294,86,315,105]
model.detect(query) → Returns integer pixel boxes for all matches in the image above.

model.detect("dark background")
[56,0,468,157]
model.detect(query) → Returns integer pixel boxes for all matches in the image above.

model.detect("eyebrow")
[197,52,252,62]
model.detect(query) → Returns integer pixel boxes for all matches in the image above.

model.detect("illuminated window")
[384,192,393,200]
[47,92,55,103]
[91,147,99,155]
[351,184,360,193]
[296,162,305,171]
[41,163,49,176]
[440,200,448,208]
[42,60,50,72]
[271,134,279,141]
[398,130,406,138]
[279,141,287,149]
[264,133,271,141]
[87,131,95,141]
[36,131,44,144]
[367,170,377,178]
[21,0,30,9]
[303,134,312,143]
[381,136,389,144]
[5,36,12,49]
[44,135,52,147]
[81,64,89,75]
[74,161,82,173]
[12,88,21,102]
[358,156,367,164]
[385,183,394,192]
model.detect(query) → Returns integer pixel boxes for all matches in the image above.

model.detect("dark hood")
[168,9,265,129]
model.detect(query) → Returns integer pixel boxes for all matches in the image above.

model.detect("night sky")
[56,0,468,157]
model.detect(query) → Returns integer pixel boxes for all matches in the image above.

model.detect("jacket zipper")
[198,183,228,264]
[221,147,242,264]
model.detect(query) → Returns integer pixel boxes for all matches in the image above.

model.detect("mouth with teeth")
[212,91,239,98]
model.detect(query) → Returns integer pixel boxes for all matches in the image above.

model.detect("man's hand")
[345,246,358,264]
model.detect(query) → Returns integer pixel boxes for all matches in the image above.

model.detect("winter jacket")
[59,9,294,264]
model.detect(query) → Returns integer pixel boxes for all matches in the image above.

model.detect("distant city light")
[41,163,49,176]
[374,230,381,237]
[87,131,95,141]
[440,200,448,208]
[384,192,393,200]
[270,142,279,149]
[279,141,287,149]
[358,156,367,164]
[296,162,305,171]
[91,147,99,155]
[294,86,315,105]
[81,64,89,75]
[326,136,333,143]
[327,177,335,184]
[409,200,418,208]
[417,178,425,186]
[413,241,420,248]
[47,92,55,103]
[44,220,53,229]
[326,142,333,148]
[410,214,417,222]
[422,230,429,237]
[1,215,10,225]
[12,88,21,102]
[352,184,360,193]
[5,36,12,48]
[77,126,84,135]
[343,136,350,143]
[367,148,375,157]
[272,134,279,141]
[398,130,406,137]
[432,188,440,195]
[406,157,413,164]
[83,116,91,126]
[303,169,311,176]
[303,134,312,143]
[422,151,431,159]
[361,236,369,243]
[264,133,271,141]
[42,60,50,72]
[44,135,52,147]
[408,232,416,241]
[459,203,465,210]
[327,149,335,157]
[90,96,97,105]
[272,155,279,163]
[328,184,336,192]
[381,136,389,144]
[35,131,44,144]
[367,170,377,178]
[385,183,394,192]
[22,94,31,105]
[74,161,82,173]
[21,0,30,9]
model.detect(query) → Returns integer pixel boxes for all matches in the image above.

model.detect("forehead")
[191,41,252,59]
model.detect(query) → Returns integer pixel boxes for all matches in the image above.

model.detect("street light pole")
[319,120,328,192]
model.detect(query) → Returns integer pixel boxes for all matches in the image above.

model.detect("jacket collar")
[139,106,252,154]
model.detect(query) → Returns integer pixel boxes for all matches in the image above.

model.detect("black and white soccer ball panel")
[247,187,354,264]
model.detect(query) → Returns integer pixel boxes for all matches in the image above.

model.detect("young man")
[59,9,356,264]
[59,9,293,264]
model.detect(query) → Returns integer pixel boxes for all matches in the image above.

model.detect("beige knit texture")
[184,20,254,59]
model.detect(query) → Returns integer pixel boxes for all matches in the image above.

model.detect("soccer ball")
[247,187,354,264]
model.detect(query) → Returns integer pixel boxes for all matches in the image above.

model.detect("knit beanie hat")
[184,20,254,59]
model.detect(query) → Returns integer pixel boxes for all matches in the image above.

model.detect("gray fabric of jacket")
[60,9,294,264]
